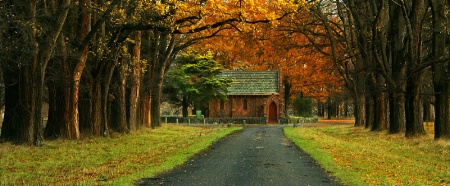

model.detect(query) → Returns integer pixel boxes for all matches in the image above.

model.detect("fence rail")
[160,116,318,125]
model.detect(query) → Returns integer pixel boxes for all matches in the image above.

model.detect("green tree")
[292,96,313,117]
[163,51,231,117]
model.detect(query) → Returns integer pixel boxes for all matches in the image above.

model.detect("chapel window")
[243,99,248,110]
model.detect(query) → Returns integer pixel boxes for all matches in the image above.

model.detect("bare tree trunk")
[141,93,151,127]
[405,74,426,137]
[88,56,118,136]
[64,0,91,139]
[79,86,93,134]
[129,31,142,130]
[114,58,128,133]
[46,83,66,139]
[372,75,388,131]
[353,93,366,127]
[149,31,175,128]
[345,0,375,128]
[389,91,406,133]
[150,77,163,128]
[91,81,103,135]
[326,98,332,119]
[140,31,153,127]
[1,0,70,145]
[45,31,72,139]
[403,0,427,137]
[388,1,407,133]
[182,95,189,117]
[430,0,450,139]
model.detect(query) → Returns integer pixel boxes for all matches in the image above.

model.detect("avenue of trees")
[192,0,450,139]
[1,0,449,145]
[0,0,306,145]
[326,0,448,139]
[291,0,450,138]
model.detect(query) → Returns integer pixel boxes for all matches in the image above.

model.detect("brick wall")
[209,95,283,120]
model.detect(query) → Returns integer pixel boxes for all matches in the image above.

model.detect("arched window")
[243,99,248,110]
[220,99,224,110]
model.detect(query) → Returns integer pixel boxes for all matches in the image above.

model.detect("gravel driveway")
[138,126,339,186]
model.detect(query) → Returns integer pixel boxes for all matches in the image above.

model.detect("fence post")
[176,118,179,125]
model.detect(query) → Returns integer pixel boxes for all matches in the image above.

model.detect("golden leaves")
[189,2,343,100]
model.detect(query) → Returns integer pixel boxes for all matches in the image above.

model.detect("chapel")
[209,71,285,123]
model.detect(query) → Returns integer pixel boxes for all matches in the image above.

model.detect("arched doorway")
[268,102,277,124]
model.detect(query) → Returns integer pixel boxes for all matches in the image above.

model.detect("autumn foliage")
[191,13,343,101]
[0,0,314,144]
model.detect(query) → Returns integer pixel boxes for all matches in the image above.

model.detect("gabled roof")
[217,71,280,95]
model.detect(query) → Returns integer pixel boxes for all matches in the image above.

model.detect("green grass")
[284,124,450,185]
[0,125,242,185]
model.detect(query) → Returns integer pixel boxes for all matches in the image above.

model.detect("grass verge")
[284,124,450,185]
[0,125,241,185]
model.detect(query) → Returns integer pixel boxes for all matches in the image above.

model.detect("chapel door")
[268,102,277,124]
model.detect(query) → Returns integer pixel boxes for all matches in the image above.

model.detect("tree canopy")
[1,0,449,145]
[163,51,231,117]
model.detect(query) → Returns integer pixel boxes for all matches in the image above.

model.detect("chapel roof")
[216,71,280,95]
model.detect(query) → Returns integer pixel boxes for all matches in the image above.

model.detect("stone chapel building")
[209,71,285,124]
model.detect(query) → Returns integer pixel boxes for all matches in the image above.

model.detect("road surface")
[138,126,339,186]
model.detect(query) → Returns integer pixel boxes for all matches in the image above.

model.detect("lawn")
[0,125,241,185]
[284,123,450,185]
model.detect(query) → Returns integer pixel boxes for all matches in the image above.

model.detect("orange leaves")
[190,9,343,100]
[172,0,307,36]
[175,0,346,100]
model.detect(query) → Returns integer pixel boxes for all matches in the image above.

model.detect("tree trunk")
[405,74,426,137]
[1,0,70,145]
[45,32,72,139]
[148,31,175,128]
[345,0,373,128]
[365,90,375,129]
[371,75,388,131]
[388,91,406,133]
[150,75,163,128]
[64,0,91,139]
[141,93,152,127]
[89,56,117,136]
[387,0,407,134]
[326,98,332,119]
[79,87,92,134]
[284,80,291,118]
[182,95,189,117]
[423,102,434,122]
[403,0,426,137]
[90,81,103,135]
[113,59,128,133]
[430,0,450,139]
[141,31,153,127]
[317,100,324,117]
[45,75,66,139]
[128,31,142,130]
[353,93,366,127]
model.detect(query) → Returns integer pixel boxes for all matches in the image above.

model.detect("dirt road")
[138,126,339,186]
